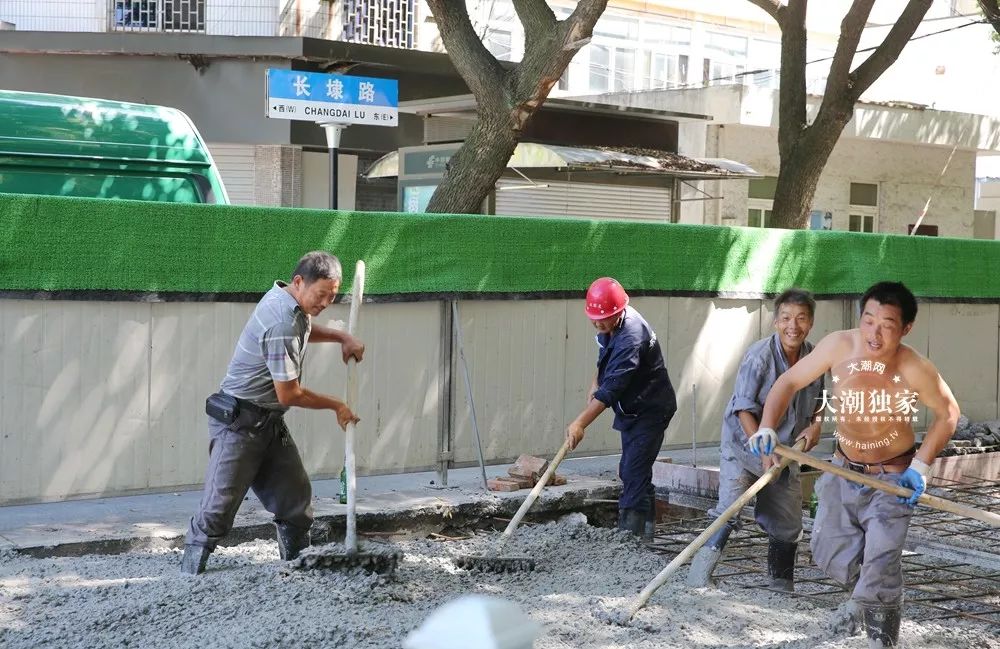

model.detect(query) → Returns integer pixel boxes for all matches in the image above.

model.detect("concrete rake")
[455,440,571,573]
[292,260,401,576]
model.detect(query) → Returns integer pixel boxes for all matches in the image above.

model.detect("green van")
[0,89,229,204]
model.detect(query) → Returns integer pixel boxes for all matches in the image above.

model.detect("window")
[850,182,878,206]
[849,214,875,233]
[114,1,158,29]
[593,15,639,41]
[645,52,688,88]
[113,0,205,32]
[590,44,611,91]
[748,207,774,228]
[704,31,749,86]
[749,177,778,200]
[639,23,690,88]
[849,182,878,233]
[586,14,641,92]
[344,0,415,49]
[613,48,636,91]
[747,176,777,227]
[485,29,512,60]
[706,32,748,58]
[557,68,570,91]
[908,223,939,236]
[706,60,746,85]
[0,168,206,203]
[748,40,781,89]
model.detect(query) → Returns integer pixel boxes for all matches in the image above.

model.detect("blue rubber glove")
[747,427,778,457]
[897,459,930,506]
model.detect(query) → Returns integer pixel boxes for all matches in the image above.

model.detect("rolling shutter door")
[494,180,671,221]
[208,143,256,206]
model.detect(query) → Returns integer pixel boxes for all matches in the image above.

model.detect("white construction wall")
[1,296,997,504]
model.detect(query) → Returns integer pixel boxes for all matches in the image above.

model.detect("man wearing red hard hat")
[565,277,677,540]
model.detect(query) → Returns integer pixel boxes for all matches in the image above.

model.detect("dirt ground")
[1,514,996,649]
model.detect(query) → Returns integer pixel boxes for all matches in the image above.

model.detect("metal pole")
[452,301,489,491]
[322,123,345,210]
[437,300,453,487]
[691,383,698,467]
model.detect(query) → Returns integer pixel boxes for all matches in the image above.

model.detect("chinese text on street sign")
[266,69,398,126]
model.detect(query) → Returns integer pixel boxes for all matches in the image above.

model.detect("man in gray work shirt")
[182,251,364,574]
[688,288,824,591]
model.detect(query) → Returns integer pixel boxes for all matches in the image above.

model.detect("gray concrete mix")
[2,448,998,648]
[2,514,997,649]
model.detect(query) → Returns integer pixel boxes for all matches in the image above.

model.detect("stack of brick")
[487,454,568,492]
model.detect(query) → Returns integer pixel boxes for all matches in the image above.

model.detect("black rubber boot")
[617,508,646,538]
[180,544,210,575]
[767,538,798,592]
[686,523,733,587]
[642,488,657,543]
[863,605,901,648]
[275,522,311,561]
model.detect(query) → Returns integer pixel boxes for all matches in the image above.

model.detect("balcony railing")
[0,0,415,44]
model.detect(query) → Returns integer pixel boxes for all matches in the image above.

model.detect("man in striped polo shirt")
[182,251,364,575]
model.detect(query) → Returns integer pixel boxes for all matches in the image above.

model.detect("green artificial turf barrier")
[2,193,999,301]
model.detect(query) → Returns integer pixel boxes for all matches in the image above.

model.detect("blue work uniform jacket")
[592,306,677,431]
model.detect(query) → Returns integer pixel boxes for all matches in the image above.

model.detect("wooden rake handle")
[344,260,366,555]
[773,444,1000,528]
[626,437,807,622]
[501,439,571,539]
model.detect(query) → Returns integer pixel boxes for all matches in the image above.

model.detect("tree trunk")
[770,112,851,229]
[425,111,520,215]
[759,0,932,229]
[424,0,608,215]
[979,0,1000,36]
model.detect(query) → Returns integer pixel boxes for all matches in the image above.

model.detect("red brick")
[508,454,549,480]
[488,478,523,492]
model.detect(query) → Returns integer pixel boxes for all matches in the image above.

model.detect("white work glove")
[747,427,778,457]
[897,458,930,506]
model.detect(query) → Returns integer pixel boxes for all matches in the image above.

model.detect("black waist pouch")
[206,392,239,424]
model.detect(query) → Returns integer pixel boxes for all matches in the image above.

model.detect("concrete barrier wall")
[1,297,997,504]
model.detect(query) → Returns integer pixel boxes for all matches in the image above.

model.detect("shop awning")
[364,142,759,181]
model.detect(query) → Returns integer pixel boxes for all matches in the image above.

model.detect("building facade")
[2,0,998,235]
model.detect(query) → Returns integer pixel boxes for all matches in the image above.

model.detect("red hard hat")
[585,277,629,320]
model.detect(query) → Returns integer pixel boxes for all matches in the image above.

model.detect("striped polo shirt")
[220,281,312,411]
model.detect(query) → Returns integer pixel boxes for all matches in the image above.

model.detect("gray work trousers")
[810,460,914,606]
[709,447,803,543]
[186,408,314,550]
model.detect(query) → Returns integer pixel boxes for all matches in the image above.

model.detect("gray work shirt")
[721,333,825,474]
[220,281,311,411]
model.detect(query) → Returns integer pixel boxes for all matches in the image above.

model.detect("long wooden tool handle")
[344,260,366,555]
[773,444,1000,528]
[627,438,807,622]
[501,440,571,539]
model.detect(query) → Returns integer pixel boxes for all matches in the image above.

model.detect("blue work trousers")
[618,416,668,512]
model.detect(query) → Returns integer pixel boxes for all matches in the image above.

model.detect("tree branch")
[425,0,506,100]
[510,0,607,125]
[746,0,786,22]
[776,0,807,161]
[512,0,557,47]
[979,0,1000,36]
[851,0,933,97]
[822,0,875,100]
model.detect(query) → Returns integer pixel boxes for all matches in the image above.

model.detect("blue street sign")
[266,68,399,126]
